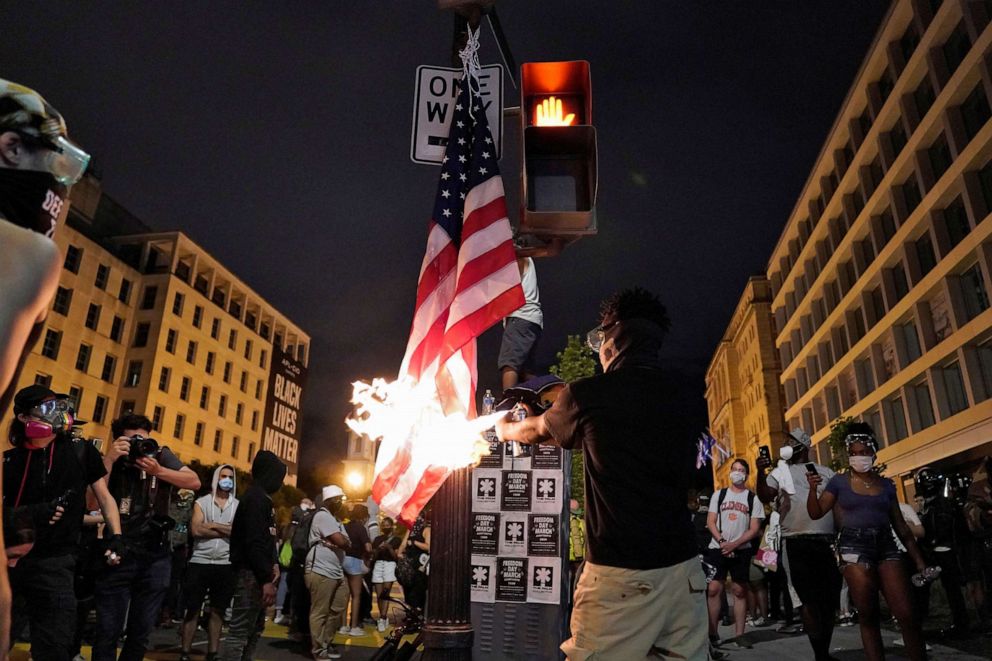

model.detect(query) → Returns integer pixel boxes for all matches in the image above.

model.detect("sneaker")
[338,625,351,635]
[777,623,802,634]
[752,616,771,627]
[838,614,854,627]
[730,639,753,649]
[349,626,366,636]
[274,613,288,625]
[709,644,728,660]
[318,648,343,660]
[892,636,932,651]
[178,654,192,661]
[377,618,387,632]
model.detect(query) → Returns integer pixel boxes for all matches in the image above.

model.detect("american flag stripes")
[371,73,524,523]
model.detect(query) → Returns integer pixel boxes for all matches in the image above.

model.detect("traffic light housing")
[519,60,597,254]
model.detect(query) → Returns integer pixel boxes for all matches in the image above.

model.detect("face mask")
[0,168,66,237]
[849,456,875,473]
[218,477,234,491]
[730,470,746,485]
[780,445,794,461]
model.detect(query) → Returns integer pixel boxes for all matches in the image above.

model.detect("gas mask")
[24,397,73,438]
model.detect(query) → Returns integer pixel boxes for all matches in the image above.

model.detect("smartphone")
[758,446,771,463]
[805,463,817,476]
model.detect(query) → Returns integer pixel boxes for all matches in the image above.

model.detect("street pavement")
[12,617,989,660]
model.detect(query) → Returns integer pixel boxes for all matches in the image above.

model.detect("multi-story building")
[765,0,992,498]
[2,175,311,484]
[705,277,789,488]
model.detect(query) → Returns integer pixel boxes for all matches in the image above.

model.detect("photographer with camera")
[2,385,122,661]
[93,413,200,661]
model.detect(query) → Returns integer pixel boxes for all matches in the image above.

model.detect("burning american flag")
[349,37,524,523]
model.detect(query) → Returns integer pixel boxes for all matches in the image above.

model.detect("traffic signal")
[519,60,597,250]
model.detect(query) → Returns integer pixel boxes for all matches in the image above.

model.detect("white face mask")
[729,470,746,485]
[780,445,794,461]
[849,456,875,473]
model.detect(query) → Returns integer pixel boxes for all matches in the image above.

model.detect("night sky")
[2,2,889,492]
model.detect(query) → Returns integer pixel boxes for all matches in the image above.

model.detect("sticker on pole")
[411,64,503,165]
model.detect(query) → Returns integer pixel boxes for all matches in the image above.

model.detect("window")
[34,373,52,388]
[878,211,897,246]
[223,361,232,383]
[892,264,909,302]
[213,429,223,453]
[172,292,184,316]
[218,394,227,417]
[260,349,268,369]
[887,397,909,442]
[980,158,992,211]
[916,233,937,276]
[255,379,263,400]
[119,399,135,415]
[228,329,237,350]
[125,360,142,387]
[857,109,872,138]
[173,413,185,439]
[211,318,220,340]
[913,382,936,429]
[914,78,935,120]
[275,332,284,349]
[64,245,82,273]
[158,366,171,392]
[260,322,270,340]
[942,22,972,76]
[943,362,969,415]
[231,436,240,459]
[240,370,248,393]
[870,287,886,324]
[53,287,72,316]
[901,175,922,214]
[899,23,919,62]
[235,403,244,425]
[877,69,894,104]
[166,328,178,354]
[200,386,210,410]
[251,410,259,432]
[194,274,209,295]
[898,322,922,363]
[978,342,992,401]
[961,84,991,141]
[109,316,124,343]
[889,121,908,157]
[244,339,253,360]
[194,422,204,446]
[248,442,256,461]
[856,358,876,395]
[928,134,952,182]
[852,306,867,341]
[865,407,884,446]
[186,341,197,364]
[152,406,163,432]
[93,395,108,424]
[141,286,158,310]
[75,343,92,372]
[245,312,257,331]
[943,198,971,249]
[41,329,61,359]
[192,305,203,328]
[205,351,215,375]
[95,264,110,290]
[960,264,990,320]
[230,299,242,319]
[67,386,82,414]
[85,303,101,330]
[101,355,117,383]
[180,376,191,401]
[118,278,132,304]
[133,322,150,348]
[212,288,226,308]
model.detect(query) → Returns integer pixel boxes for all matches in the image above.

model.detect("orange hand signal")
[535,96,576,126]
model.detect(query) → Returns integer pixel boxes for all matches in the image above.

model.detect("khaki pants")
[562,556,709,660]
[305,570,349,656]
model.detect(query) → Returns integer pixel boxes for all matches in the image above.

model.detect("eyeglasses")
[585,321,617,351]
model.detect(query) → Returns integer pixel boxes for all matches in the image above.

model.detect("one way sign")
[410,64,503,165]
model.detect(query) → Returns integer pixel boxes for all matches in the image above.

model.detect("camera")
[128,434,159,462]
[53,488,77,511]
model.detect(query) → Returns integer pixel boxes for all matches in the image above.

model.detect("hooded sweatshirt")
[229,451,287,584]
[190,465,239,565]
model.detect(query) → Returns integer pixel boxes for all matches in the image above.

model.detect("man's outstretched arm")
[495,412,555,447]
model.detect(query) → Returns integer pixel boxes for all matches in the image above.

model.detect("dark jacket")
[228,451,286,584]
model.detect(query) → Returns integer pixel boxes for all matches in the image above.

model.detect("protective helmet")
[914,466,944,497]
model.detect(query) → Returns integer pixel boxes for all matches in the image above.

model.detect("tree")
[550,335,598,505]
[826,416,855,473]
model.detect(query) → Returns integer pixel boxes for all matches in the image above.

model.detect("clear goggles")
[585,321,617,352]
[29,397,70,421]
[44,135,91,186]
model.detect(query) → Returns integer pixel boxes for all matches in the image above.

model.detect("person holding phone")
[806,423,927,661]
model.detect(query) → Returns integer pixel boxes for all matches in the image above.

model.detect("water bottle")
[482,389,495,415]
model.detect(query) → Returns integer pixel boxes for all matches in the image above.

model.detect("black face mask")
[0,168,66,237]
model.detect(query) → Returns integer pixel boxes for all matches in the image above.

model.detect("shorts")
[343,555,367,576]
[182,562,235,615]
[372,560,396,583]
[784,535,841,607]
[836,527,902,568]
[702,546,754,584]
[497,317,542,372]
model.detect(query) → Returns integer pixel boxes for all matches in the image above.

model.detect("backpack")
[290,508,318,565]
[715,488,756,537]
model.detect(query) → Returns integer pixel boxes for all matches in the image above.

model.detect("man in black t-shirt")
[93,413,200,661]
[497,288,708,660]
[2,385,122,661]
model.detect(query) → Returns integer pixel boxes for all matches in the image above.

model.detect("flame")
[347,377,503,471]
[534,95,576,126]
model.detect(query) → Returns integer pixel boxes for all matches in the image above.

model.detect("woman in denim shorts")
[805,423,928,661]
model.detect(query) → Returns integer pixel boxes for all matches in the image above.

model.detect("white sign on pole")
[411,63,503,165]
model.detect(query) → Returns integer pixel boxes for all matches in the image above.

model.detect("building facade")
[2,176,311,484]
[765,0,992,498]
[706,277,789,489]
